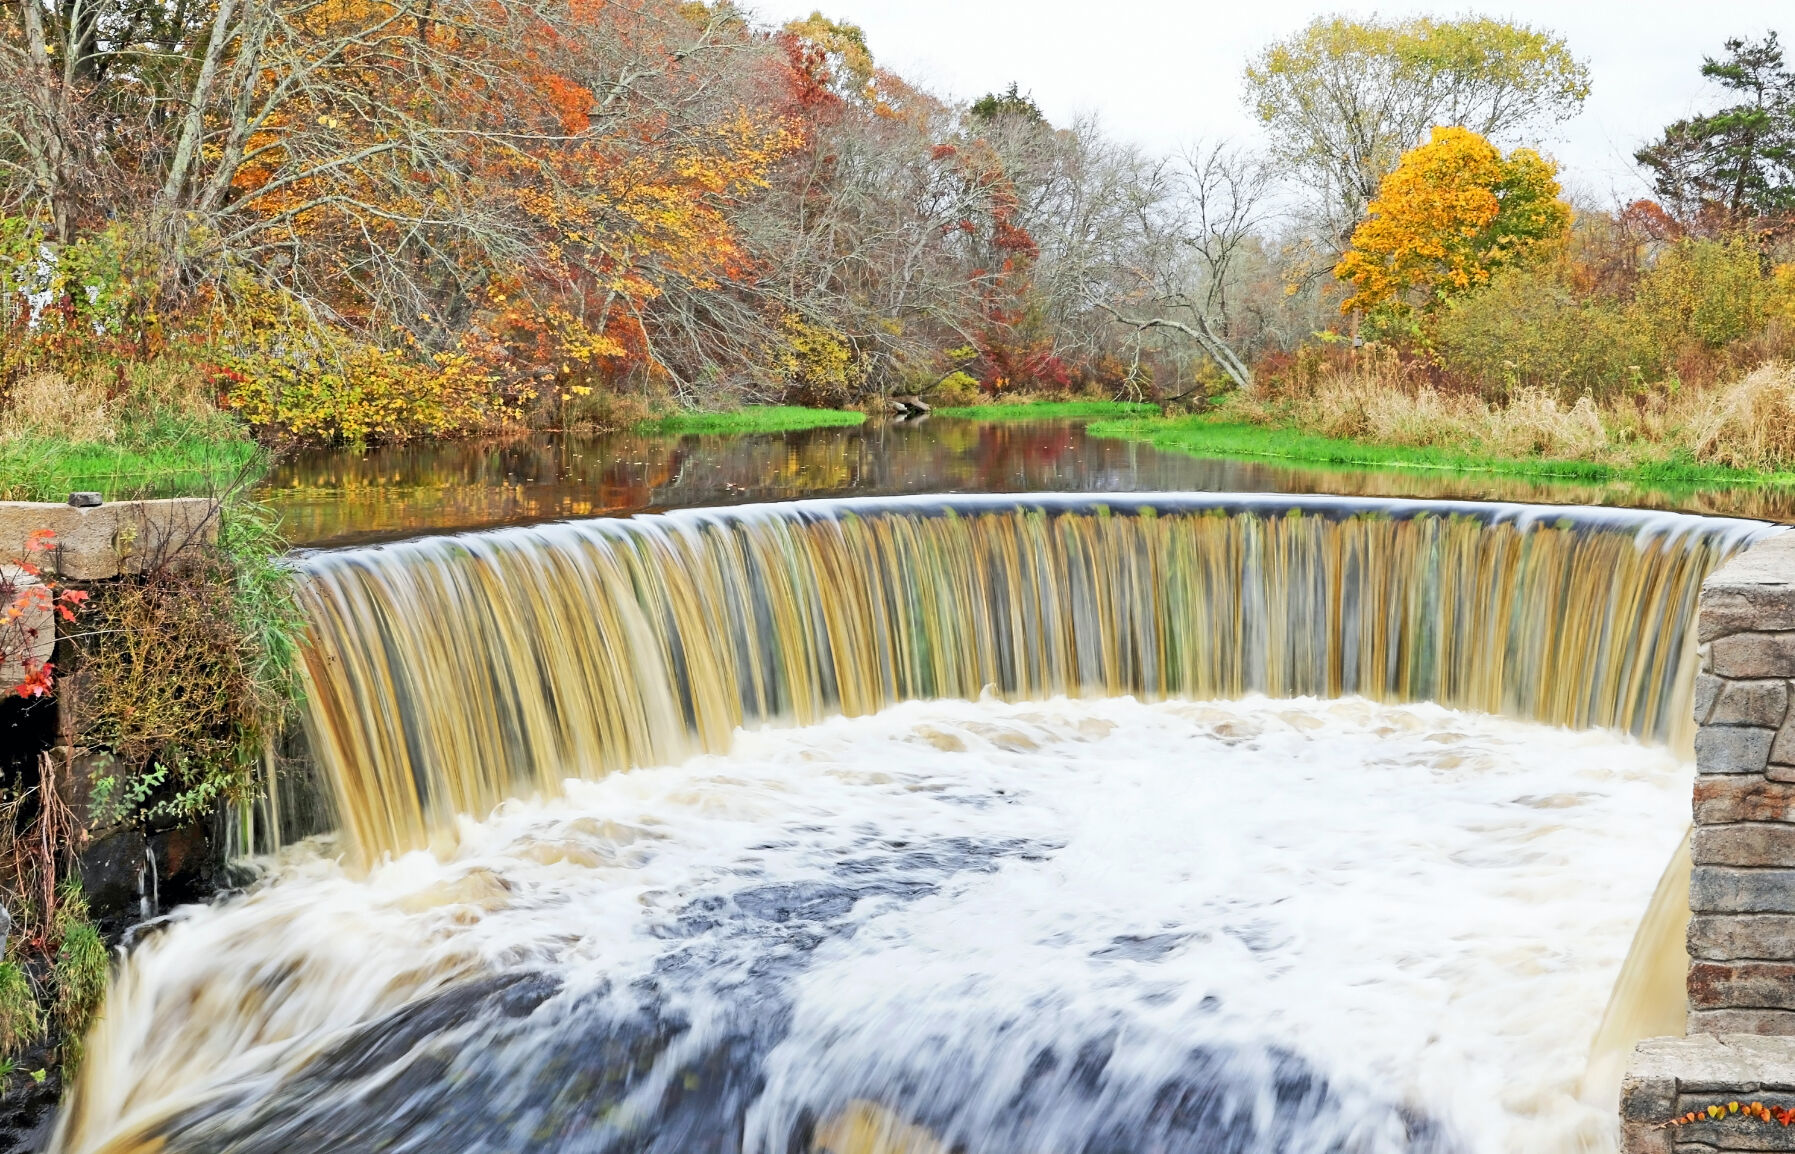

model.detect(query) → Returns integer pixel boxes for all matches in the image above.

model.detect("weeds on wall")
[0,773,105,1081]
[0,489,304,1080]
[73,501,303,827]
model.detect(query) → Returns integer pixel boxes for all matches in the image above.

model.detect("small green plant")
[50,884,110,1073]
[0,960,43,1059]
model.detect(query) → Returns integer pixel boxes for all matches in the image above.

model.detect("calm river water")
[256,416,1795,548]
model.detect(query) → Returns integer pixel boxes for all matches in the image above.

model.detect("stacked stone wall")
[1690,531,1795,1035]
[1624,528,1795,1153]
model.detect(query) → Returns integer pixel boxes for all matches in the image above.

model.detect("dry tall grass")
[1690,364,1795,471]
[0,373,115,442]
[1240,353,1795,473]
[1259,373,1609,459]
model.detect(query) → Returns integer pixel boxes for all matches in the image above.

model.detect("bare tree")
[1084,141,1275,395]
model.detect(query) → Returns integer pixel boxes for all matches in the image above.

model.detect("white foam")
[64,696,1690,1154]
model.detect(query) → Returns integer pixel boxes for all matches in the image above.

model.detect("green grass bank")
[636,406,866,436]
[1087,414,1795,492]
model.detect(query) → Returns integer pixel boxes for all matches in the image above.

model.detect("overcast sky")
[745,0,1788,203]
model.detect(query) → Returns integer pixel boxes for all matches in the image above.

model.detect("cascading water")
[291,495,1758,860]
[53,495,1784,1154]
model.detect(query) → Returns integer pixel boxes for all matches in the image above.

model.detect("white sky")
[745,0,1788,203]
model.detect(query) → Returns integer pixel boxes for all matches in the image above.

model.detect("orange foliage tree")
[1335,125,1571,332]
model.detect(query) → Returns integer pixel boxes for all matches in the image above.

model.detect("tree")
[1092,142,1275,394]
[1335,126,1570,325]
[970,84,1046,125]
[1635,33,1795,227]
[1244,15,1589,247]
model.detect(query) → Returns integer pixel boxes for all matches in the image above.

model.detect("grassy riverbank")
[0,434,261,502]
[636,406,866,436]
[0,371,263,502]
[1088,413,1795,491]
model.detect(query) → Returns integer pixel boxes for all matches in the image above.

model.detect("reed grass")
[1130,352,1795,485]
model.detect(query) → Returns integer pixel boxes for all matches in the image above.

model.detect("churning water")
[61,695,1690,1154]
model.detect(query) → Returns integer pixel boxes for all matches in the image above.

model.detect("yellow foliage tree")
[1335,126,1571,325]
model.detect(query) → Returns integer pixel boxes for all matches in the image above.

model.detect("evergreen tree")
[1636,33,1795,225]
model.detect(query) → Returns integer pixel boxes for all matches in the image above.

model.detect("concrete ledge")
[1623,1035,1795,1152]
[0,499,219,580]
[1701,535,1795,643]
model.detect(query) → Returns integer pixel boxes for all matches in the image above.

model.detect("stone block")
[1695,826,1795,868]
[1622,1034,1795,1151]
[1690,1008,1795,1035]
[0,498,219,580]
[1691,961,1795,1010]
[1697,778,1795,824]
[0,564,55,686]
[1689,914,1795,960]
[1712,681,1794,728]
[1713,634,1795,681]
[1692,868,1795,914]
[1702,533,1795,642]
[1667,1106,1795,1151]
[1714,635,1795,688]
[1777,724,1795,770]
[1700,727,1780,774]
[1632,1034,1795,1089]
[1697,673,1723,725]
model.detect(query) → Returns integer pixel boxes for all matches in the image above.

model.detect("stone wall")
[0,564,53,686]
[1690,530,1795,1034]
[1623,528,1795,1153]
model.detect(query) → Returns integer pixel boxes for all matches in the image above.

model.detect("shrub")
[1431,264,1660,399]
[1632,237,1766,351]
[74,503,300,828]
[218,284,522,444]
[769,314,866,408]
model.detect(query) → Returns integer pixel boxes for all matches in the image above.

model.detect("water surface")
[258,418,1795,548]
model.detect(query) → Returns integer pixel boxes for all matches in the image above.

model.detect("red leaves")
[55,589,90,623]
[13,664,55,700]
[3,530,85,698]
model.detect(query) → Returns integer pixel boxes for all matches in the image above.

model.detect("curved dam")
[291,494,1767,859]
[56,494,1784,1154]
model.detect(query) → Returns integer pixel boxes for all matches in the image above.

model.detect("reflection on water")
[259,418,1795,547]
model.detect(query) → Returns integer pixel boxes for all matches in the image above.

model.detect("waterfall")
[292,494,1774,862]
[54,493,1785,1154]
